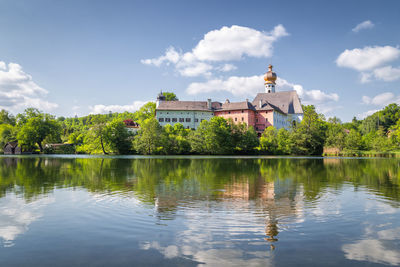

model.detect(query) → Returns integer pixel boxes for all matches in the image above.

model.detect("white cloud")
[191,24,288,61]
[0,61,58,112]
[217,64,237,72]
[357,109,379,119]
[140,47,181,67]
[372,65,400,81]
[177,62,213,77]
[89,100,148,114]
[277,78,339,104]
[187,75,263,96]
[186,74,339,115]
[336,46,400,71]
[352,20,375,33]
[361,92,399,106]
[141,25,288,77]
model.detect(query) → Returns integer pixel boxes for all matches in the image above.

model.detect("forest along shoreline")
[0,96,399,157]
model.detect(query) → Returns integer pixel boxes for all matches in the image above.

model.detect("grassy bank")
[323,150,400,157]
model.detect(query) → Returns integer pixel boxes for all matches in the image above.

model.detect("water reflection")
[0,193,54,247]
[0,156,399,266]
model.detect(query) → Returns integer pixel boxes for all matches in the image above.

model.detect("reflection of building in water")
[223,176,300,248]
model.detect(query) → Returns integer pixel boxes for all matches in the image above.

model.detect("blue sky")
[0,0,399,121]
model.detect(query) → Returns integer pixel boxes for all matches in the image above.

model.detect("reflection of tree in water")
[0,156,399,206]
[0,156,400,250]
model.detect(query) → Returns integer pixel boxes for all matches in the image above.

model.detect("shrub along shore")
[1,98,400,156]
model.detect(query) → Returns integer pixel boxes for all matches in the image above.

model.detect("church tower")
[264,64,277,93]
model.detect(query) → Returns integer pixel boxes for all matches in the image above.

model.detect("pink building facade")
[214,65,303,135]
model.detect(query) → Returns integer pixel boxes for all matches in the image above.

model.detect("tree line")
[0,92,399,155]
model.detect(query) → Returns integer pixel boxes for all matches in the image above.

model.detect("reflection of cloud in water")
[342,225,400,266]
[141,200,278,266]
[343,239,400,266]
[0,194,54,247]
[365,201,398,215]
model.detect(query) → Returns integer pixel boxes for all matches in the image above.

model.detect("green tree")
[291,105,326,155]
[260,126,278,154]
[190,117,233,154]
[17,109,61,152]
[344,129,362,150]
[133,118,164,154]
[103,118,132,154]
[0,124,16,151]
[162,92,178,101]
[135,102,156,124]
[230,122,259,154]
[163,123,191,154]
[0,109,16,125]
[276,128,292,154]
[325,119,346,150]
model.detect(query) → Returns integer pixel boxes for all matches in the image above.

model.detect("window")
[242,110,244,113]
[179,118,184,122]
[165,118,171,122]
[159,118,164,122]
[256,118,258,122]
[235,118,237,121]
[194,118,198,122]
[242,117,244,121]
[167,112,169,114]
[266,118,268,122]
[172,118,177,122]
[186,118,191,122]
[228,111,231,114]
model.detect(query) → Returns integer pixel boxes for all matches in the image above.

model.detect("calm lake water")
[0,156,399,266]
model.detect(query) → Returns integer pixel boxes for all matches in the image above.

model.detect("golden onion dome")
[264,64,277,84]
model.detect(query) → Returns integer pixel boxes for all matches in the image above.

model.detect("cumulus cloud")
[217,64,237,72]
[141,25,288,77]
[277,78,339,104]
[357,109,380,119]
[186,74,339,114]
[141,46,180,67]
[0,61,58,112]
[372,65,400,81]
[336,46,400,72]
[359,92,400,119]
[352,20,374,33]
[362,92,399,106]
[187,75,263,96]
[89,100,148,114]
[191,24,288,61]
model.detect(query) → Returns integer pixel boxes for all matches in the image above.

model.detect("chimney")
[259,100,262,108]
[207,98,212,109]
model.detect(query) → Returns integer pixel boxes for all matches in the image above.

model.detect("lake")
[0,155,399,266]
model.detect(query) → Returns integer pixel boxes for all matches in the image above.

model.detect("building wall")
[214,109,255,126]
[254,110,274,132]
[156,110,214,129]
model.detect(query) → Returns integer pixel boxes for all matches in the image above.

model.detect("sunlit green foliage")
[0,102,400,155]
[16,108,61,152]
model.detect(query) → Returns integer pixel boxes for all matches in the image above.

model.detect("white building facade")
[155,93,221,129]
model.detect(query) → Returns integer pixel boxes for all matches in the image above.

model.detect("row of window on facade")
[158,118,205,123]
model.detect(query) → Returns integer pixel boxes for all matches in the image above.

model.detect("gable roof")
[4,141,18,149]
[219,101,256,111]
[252,91,303,114]
[157,101,221,111]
